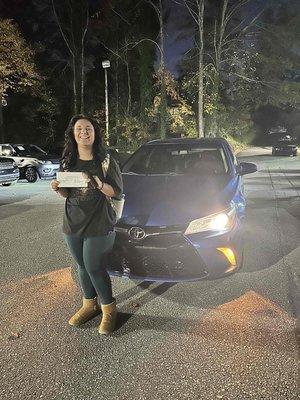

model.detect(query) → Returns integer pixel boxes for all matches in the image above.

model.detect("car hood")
[120,173,237,227]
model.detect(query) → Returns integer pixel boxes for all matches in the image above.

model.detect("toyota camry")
[107,138,257,282]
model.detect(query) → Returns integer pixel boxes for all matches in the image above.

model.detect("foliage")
[2,0,300,148]
[149,68,194,136]
[114,115,155,152]
[0,19,40,98]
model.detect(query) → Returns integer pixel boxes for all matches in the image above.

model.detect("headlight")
[184,206,236,235]
[40,160,52,164]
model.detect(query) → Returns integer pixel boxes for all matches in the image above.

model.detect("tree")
[51,0,88,114]
[0,18,40,142]
[90,0,159,145]
[178,0,205,137]
[179,0,266,138]
[146,0,168,139]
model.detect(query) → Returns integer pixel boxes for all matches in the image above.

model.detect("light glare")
[210,213,229,230]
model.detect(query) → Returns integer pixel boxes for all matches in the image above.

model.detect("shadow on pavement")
[0,195,33,206]
[0,204,34,220]
[75,281,177,331]
[114,281,176,305]
[112,313,294,350]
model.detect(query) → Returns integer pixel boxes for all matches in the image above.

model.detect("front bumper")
[37,163,60,179]
[273,146,297,155]
[0,169,20,184]
[106,224,243,282]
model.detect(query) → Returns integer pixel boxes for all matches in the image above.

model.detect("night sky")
[163,0,300,76]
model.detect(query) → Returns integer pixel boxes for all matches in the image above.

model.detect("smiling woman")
[50,114,123,335]
[74,119,95,148]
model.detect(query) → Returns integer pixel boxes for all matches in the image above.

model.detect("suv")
[272,135,298,156]
[0,144,60,182]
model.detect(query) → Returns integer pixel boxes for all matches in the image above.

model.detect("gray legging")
[63,232,116,305]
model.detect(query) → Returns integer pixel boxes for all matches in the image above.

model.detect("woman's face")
[73,119,95,146]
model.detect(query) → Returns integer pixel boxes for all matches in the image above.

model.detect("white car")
[0,156,20,186]
[0,144,60,182]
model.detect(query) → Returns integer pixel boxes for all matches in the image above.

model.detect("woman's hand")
[82,171,102,189]
[50,179,69,198]
[81,172,115,196]
[50,179,60,191]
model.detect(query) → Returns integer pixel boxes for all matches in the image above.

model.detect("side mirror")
[237,162,257,176]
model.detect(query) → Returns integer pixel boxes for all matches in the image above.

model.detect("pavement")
[0,147,299,400]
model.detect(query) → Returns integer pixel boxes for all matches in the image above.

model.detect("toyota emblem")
[128,226,146,240]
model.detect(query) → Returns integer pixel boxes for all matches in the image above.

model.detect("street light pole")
[102,60,110,146]
[0,97,8,143]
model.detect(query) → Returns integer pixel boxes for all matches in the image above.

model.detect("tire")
[25,166,38,183]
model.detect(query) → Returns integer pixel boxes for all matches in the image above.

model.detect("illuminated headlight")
[184,206,236,235]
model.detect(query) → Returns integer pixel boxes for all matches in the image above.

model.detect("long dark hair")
[61,114,107,171]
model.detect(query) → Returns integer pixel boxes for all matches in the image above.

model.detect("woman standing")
[50,115,123,335]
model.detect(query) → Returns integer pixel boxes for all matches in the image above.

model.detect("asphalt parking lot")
[0,147,299,400]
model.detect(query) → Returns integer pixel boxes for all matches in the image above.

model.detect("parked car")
[272,135,298,156]
[44,145,131,167]
[0,144,60,182]
[0,156,20,186]
[106,138,257,282]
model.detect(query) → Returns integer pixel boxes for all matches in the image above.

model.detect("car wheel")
[1,183,12,186]
[25,166,38,182]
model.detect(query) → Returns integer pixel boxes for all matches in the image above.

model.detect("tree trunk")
[80,38,84,114]
[74,50,82,114]
[125,59,131,115]
[159,0,166,139]
[72,54,78,114]
[115,56,119,141]
[208,0,228,137]
[198,0,205,138]
[0,105,4,143]
[52,0,87,116]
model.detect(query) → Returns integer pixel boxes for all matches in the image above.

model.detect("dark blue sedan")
[107,138,257,282]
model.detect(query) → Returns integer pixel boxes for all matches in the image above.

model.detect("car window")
[122,145,228,175]
[1,145,14,156]
[12,144,47,156]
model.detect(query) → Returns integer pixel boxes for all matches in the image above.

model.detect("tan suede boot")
[98,299,117,335]
[68,297,100,326]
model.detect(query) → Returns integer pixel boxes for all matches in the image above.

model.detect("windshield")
[12,145,47,156]
[122,145,228,175]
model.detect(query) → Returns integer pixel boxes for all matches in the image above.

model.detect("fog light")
[217,247,237,269]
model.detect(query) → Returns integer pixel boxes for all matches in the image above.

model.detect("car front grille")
[0,162,14,170]
[106,229,208,281]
